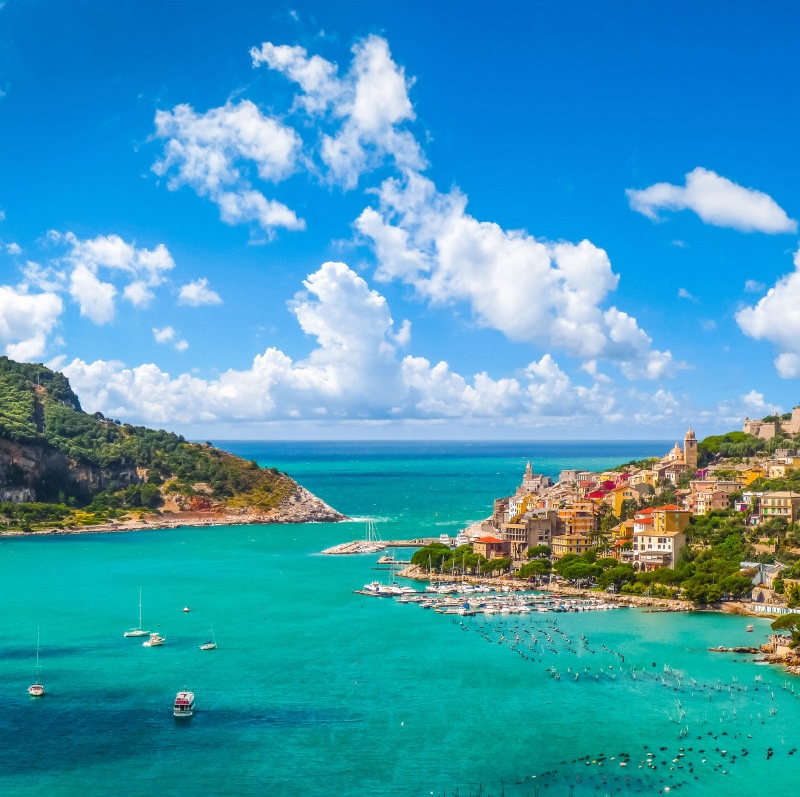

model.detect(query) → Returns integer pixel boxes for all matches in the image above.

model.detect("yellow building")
[610,519,634,542]
[652,504,691,534]
[760,491,800,524]
[629,470,657,488]
[742,466,764,485]
[605,485,638,516]
[551,533,593,559]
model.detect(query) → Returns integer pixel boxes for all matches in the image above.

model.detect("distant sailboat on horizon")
[28,627,45,697]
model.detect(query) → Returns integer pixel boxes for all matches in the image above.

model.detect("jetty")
[322,537,437,554]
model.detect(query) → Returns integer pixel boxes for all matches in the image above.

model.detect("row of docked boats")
[356,580,629,616]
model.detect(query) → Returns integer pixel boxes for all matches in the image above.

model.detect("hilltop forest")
[0,357,298,531]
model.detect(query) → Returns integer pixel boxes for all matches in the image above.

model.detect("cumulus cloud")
[153,326,176,344]
[152,100,304,236]
[356,172,677,379]
[62,261,623,428]
[742,389,767,413]
[69,264,116,324]
[0,286,63,360]
[736,247,800,375]
[251,35,425,188]
[153,325,188,351]
[178,278,222,307]
[678,287,697,302]
[49,232,177,321]
[627,167,797,233]
[6,242,21,255]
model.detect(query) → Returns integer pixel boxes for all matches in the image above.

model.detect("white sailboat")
[199,625,217,651]
[123,588,149,638]
[28,627,45,697]
[358,518,382,552]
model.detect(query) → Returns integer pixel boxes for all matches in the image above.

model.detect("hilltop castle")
[743,407,800,440]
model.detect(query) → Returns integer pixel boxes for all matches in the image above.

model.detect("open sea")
[1,440,797,797]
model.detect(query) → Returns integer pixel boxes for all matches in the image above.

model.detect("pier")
[321,538,437,554]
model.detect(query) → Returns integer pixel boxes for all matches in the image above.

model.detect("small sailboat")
[124,588,149,637]
[173,690,195,718]
[28,627,45,697]
[142,632,165,647]
[199,625,217,651]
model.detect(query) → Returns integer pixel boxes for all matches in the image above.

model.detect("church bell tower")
[683,427,697,470]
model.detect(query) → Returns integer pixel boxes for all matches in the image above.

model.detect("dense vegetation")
[0,357,297,531]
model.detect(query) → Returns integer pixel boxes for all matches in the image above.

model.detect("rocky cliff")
[0,357,346,527]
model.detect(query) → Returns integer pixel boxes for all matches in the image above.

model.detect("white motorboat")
[173,690,195,718]
[123,588,149,637]
[28,627,45,697]
[142,632,165,647]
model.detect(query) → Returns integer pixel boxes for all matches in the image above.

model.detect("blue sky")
[1,0,799,440]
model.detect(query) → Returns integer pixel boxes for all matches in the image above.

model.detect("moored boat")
[124,588,149,637]
[28,627,45,697]
[143,632,165,647]
[174,690,195,718]
[199,625,217,650]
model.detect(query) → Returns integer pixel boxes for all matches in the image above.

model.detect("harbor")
[355,580,632,616]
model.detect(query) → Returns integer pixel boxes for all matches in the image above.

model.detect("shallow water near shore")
[1,440,797,796]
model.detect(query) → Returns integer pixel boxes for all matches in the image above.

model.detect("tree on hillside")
[770,614,800,648]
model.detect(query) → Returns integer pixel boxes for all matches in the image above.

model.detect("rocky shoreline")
[2,484,347,537]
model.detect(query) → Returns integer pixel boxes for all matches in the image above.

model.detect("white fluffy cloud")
[0,286,63,360]
[52,232,177,322]
[153,325,188,351]
[178,278,222,307]
[741,390,767,413]
[152,100,304,235]
[62,261,625,428]
[627,167,797,233]
[356,172,676,379]
[736,247,800,376]
[68,264,116,324]
[251,35,425,188]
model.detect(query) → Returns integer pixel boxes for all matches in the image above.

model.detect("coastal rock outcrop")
[265,484,346,524]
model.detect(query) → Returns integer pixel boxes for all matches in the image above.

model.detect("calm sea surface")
[1,440,797,796]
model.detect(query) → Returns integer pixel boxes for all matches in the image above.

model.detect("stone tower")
[683,427,697,470]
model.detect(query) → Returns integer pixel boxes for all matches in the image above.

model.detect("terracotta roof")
[476,536,505,544]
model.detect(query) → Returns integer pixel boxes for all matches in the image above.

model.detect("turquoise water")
[0,441,797,797]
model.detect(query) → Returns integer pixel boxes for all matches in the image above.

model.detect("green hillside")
[0,357,298,530]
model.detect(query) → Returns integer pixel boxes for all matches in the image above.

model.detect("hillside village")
[459,419,800,620]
